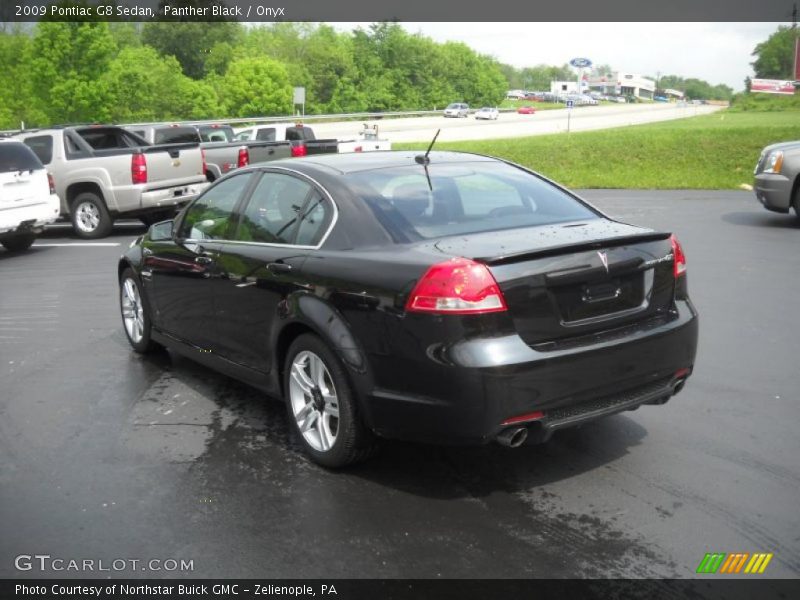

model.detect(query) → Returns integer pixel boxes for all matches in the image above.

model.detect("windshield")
[346,161,600,243]
[197,125,234,143]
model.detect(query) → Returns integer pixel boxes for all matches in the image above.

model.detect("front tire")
[71,192,113,239]
[119,268,158,354]
[1,233,36,252]
[284,334,375,468]
[793,185,800,222]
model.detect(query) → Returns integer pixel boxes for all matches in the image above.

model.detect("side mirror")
[149,219,174,241]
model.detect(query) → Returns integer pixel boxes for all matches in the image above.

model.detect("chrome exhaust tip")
[496,427,528,448]
[672,378,686,395]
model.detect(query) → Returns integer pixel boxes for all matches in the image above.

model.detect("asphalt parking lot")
[1,190,798,580]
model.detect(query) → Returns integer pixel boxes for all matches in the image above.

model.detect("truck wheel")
[1,234,36,252]
[71,192,113,239]
[284,334,375,468]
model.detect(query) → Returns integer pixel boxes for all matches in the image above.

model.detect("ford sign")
[570,57,592,68]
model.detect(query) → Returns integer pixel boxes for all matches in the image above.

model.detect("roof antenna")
[415,129,440,191]
[415,129,440,165]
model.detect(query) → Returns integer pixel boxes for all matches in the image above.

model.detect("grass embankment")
[395,110,800,189]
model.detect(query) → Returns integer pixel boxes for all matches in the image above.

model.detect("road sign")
[570,57,592,69]
[293,87,306,104]
[566,99,575,109]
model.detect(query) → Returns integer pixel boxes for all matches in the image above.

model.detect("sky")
[333,22,786,91]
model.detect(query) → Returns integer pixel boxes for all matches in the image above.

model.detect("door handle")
[267,262,293,274]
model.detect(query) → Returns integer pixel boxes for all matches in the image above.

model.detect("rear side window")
[347,161,599,242]
[178,173,252,240]
[235,172,325,245]
[21,135,53,165]
[0,142,44,173]
[154,127,200,144]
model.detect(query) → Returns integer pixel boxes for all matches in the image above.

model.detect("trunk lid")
[433,220,676,345]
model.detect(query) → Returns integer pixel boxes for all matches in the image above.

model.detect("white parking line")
[33,243,121,247]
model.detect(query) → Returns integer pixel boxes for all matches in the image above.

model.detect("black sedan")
[118,151,698,467]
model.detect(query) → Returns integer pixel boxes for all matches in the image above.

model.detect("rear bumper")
[139,182,209,211]
[754,173,792,213]
[0,195,60,236]
[364,299,698,445]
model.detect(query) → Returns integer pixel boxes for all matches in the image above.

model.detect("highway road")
[311,102,724,144]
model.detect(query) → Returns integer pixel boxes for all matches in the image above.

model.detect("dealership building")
[586,72,656,99]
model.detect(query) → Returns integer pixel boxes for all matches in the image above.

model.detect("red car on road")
[517,106,536,114]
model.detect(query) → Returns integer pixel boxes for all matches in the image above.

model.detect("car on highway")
[118,151,698,467]
[474,107,499,120]
[443,103,470,118]
[517,106,536,114]
[753,140,800,219]
[0,139,60,251]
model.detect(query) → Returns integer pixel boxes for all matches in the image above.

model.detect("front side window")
[234,172,330,246]
[178,173,252,240]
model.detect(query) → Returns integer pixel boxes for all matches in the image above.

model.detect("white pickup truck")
[13,126,208,238]
[0,139,60,251]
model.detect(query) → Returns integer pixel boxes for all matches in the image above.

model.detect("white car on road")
[0,139,60,251]
[474,107,500,120]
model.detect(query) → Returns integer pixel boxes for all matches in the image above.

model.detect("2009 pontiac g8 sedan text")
[118,151,698,467]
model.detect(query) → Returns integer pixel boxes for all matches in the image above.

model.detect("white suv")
[0,139,60,251]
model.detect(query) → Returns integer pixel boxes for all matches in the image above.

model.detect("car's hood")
[762,140,800,154]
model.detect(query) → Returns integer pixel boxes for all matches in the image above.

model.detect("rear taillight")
[131,153,147,184]
[291,143,307,157]
[354,146,363,153]
[670,234,686,278]
[237,147,249,168]
[405,257,507,314]
[47,173,55,195]
[201,148,207,175]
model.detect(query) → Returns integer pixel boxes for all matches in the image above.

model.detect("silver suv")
[443,103,470,118]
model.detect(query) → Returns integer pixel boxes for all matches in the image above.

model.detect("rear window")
[154,127,200,144]
[21,135,53,165]
[0,142,44,173]
[346,161,599,242]
[285,127,315,141]
[198,126,234,143]
[255,128,276,142]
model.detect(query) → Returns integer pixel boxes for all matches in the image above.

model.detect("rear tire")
[793,185,800,222]
[1,234,36,252]
[71,192,113,239]
[284,334,375,468]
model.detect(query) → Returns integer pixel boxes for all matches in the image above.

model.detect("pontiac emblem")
[597,250,609,273]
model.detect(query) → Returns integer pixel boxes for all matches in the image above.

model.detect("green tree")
[218,57,293,117]
[29,21,117,123]
[142,19,242,79]
[751,25,799,80]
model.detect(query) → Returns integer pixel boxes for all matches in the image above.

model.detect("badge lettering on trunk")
[597,250,609,273]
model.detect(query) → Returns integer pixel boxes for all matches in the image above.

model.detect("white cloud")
[332,22,784,91]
